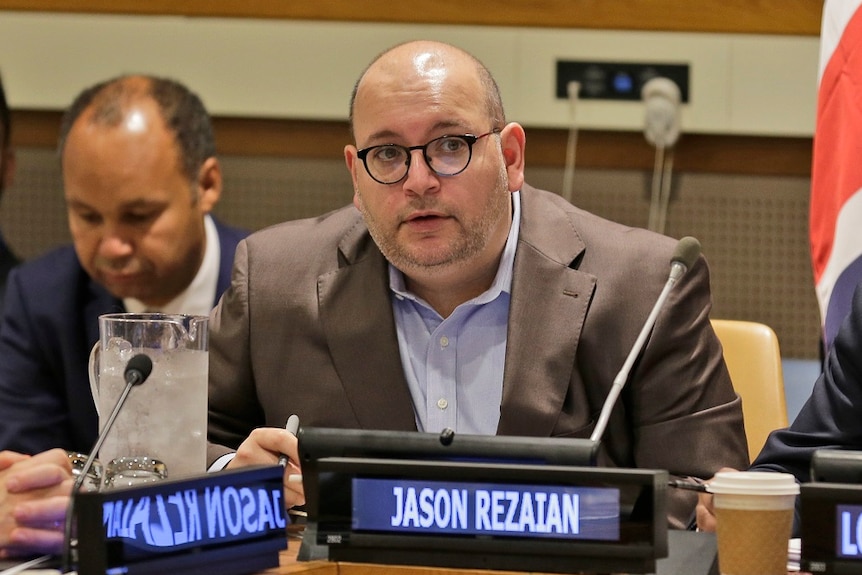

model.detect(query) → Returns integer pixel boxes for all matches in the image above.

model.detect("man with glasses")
[207,40,748,529]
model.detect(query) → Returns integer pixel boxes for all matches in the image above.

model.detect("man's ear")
[500,123,526,191]
[345,145,363,209]
[196,157,222,213]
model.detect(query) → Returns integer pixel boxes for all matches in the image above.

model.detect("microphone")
[439,428,455,446]
[589,237,701,443]
[62,353,153,572]
[123,353,153,387]
[669,235,701,281]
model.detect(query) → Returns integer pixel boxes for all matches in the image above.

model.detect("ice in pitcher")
[97,345,207,480]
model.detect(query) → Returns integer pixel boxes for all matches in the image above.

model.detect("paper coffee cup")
[710,471,799,575]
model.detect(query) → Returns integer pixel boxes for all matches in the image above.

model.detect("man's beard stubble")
[357,164,511,274]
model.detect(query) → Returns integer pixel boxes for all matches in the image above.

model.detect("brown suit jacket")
[207,184,749,528]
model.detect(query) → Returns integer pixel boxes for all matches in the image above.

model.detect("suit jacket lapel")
[317,216,417,431]
[498,187,595,436]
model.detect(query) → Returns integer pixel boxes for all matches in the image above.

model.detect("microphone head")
[439,428,455,446]
[124,353,153,385]
[671,236,702,271]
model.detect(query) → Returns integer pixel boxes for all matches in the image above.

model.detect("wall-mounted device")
[556,60,690,103]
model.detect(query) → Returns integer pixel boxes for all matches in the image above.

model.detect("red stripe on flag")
[811,4,862,284]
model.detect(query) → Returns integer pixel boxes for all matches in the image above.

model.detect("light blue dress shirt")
[390,192,521,435]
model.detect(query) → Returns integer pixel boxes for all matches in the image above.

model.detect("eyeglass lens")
[372,135,472,184]
[361,131,498,184]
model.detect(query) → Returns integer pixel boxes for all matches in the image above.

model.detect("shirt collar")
[123,214,220,316]
[389,191,521,305]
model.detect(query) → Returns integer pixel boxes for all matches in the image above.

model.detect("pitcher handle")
[88,341,101,417]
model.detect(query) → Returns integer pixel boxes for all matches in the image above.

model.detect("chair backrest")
[711,319,788,461]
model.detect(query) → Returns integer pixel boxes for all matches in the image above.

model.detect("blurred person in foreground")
[207,40,749,529]
[0,75,246,558]
[0,72,20,310]
[697,281,862,535]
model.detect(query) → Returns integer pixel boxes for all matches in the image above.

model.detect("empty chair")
[711,319,789,461]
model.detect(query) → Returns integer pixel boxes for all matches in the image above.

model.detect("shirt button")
[437,398,448,410]
[440,336,449,347]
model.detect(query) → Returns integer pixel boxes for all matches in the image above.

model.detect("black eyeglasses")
[356,129,501,185]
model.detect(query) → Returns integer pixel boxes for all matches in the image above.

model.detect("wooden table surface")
[266,539,808,575]
[266,540,578,575]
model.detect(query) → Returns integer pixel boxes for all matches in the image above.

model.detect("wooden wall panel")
[0,0,823,35]
[12,110,812,177]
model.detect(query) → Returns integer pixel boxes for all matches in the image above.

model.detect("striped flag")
[811,0,862,350]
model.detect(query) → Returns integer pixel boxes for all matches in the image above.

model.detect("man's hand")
[228,427,305,509]
[0,449,74,558]
[696,491,717,532]
[695,466,740,532]
[0,452,31,472]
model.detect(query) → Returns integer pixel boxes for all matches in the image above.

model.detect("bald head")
[58,75,215,183]
[348,41,505,139]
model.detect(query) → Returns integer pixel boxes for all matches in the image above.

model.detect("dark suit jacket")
[751,280,862,533]
[0,232,20,312]
[207,185,748,529]
[0,218,246,455]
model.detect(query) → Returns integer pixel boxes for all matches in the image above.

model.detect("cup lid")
[708,471,800,496]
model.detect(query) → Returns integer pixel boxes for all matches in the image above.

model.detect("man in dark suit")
[0,74,247,559]
[749,284,862,480]
[0,75,246,456]
[697,281,862,534]
[0,72,20,310]
[208,40,748,530]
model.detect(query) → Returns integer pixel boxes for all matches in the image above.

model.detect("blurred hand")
[695,466,739,532]
[228,427,305,509]
[0,451,31,472]
[0,448,73,558]
[696,491,717,532]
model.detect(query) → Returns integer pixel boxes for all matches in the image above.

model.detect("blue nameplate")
[801,449,862,574]
[76,465,288,575]
[298,423,668,575]
[802,484,862,574]
[351,477,621,540]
